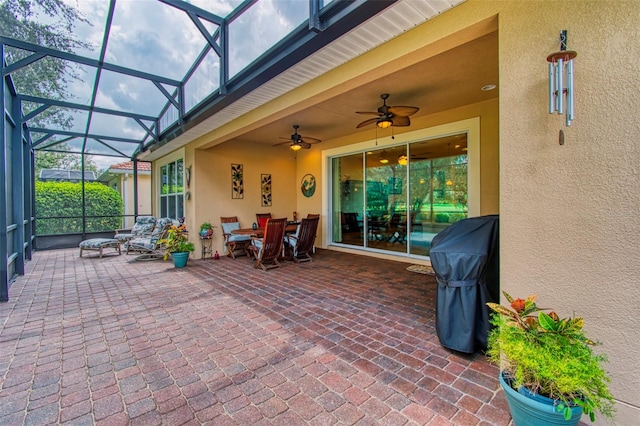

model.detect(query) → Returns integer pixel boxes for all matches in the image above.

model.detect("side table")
[200,236,213,259]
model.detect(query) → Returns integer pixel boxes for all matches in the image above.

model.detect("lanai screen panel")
[228,1,308,78]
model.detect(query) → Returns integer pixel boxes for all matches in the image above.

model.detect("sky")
[16,0,314,170]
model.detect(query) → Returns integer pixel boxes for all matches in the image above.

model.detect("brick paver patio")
[0,247,514,425]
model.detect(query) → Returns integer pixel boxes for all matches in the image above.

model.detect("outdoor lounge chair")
[248,218,287,271]
[220,216,251,259]
[284,216,319,263]
[114,216,156,243]
[125,217,173,256]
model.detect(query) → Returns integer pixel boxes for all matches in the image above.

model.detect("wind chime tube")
[566,59,574,125]
[556,58,563,114]
[549,62,556,113]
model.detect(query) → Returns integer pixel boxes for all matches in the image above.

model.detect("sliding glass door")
[332,154,365,247]
[408,135,468,256]
[330,133,468,258]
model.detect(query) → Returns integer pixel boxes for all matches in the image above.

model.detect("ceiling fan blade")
[356,117,379,128]
[273,140,292,147]
[300,141,312,149]
[300,136,321,144]
[356,111,380,115]
[392,116,410,127]
[388,106,419,116]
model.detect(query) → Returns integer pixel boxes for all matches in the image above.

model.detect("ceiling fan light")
[377,119,393,129]
[290,143,303,151]
[397,155,408,166]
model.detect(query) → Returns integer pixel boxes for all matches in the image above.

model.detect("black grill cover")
[430,215,499,353]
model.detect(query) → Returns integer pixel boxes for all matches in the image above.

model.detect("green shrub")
[487,293,615,422]
[35,181,123,235]
[435,213,449,223]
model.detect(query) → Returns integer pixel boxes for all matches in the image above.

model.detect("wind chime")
[547,30,577,127]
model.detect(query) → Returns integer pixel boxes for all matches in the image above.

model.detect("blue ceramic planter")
[499,372,583,426]
[171,252,189,268]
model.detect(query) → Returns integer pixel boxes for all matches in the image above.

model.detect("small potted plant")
[486,292,615,425]
[199,221,215,238]
[160,224,195,267]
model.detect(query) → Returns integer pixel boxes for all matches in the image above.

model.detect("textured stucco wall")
[189,140,297,257]
[497,1,640,422]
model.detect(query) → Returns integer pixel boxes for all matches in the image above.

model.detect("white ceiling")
[238,31,498,148]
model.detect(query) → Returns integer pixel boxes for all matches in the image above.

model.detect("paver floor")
[1,247,514,425]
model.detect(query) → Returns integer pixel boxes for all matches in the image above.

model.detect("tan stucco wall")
[187,140,297,256]
[496,2,640,422]
[153,0,639,421]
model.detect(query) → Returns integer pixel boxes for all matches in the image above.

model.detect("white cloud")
[33,0,312,159]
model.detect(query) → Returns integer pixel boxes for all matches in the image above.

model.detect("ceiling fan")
[356,93,419,129]
[273,125,321,151]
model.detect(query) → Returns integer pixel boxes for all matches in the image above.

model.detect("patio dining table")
[231,223,299,238]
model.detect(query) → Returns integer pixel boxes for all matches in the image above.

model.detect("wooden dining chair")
[305,214,320,253]
[255,213,272,229]
[284,216,319,263]
[220,216,251,259]
[248,218,287,270]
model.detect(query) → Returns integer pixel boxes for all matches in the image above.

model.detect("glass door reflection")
[365,146,407,253]
[332,154,364,246]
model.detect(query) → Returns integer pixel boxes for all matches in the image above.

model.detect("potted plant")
[199,221,215,237]
[160,224,195,267]
[486,292,615,425]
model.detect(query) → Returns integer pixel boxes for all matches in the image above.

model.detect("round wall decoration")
[301,174,316,197]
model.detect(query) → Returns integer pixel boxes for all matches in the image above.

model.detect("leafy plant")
[199,222,214,232]
[160,225,195,259]
[486,292,615,422]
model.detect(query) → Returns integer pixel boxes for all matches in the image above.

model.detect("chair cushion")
[152,218,173,237]
[284,224,301,250]
[131,216,156,236]
[115,233,133,243]
[80,238,119,249]
[258,217,269,228]
[221,222,240,234]
[228,234,251,242]
[126,237,155,251]
[252,239,264,257]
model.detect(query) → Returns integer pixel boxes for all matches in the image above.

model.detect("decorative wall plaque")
[231,164,243,199]
[261,174,272,207]
[301,174,316,198]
